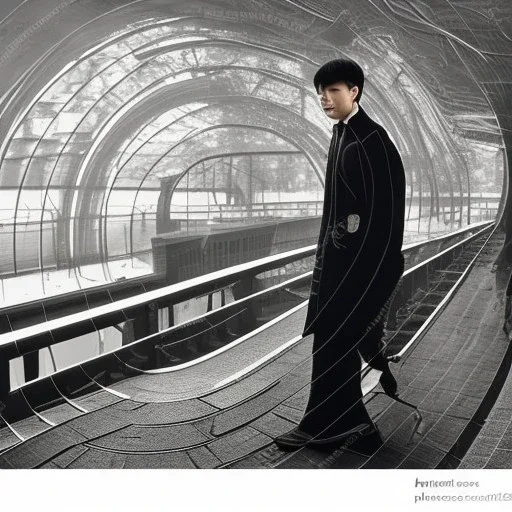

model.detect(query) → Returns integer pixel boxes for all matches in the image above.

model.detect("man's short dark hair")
[313,58,364,103]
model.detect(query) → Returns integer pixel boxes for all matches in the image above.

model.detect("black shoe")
[275,423,375,452]
[274,427,313,451]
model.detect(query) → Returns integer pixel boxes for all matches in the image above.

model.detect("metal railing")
[0,220,494,400]
[0,220,496,454]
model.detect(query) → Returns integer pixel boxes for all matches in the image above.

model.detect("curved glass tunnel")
[0,1,510,389]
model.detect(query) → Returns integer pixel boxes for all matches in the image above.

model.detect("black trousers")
[299,261,402,438]
[299,312,390,437]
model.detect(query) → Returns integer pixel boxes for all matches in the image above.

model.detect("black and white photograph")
[0,0,511,510]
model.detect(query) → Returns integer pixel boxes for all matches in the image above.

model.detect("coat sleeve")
[362,129,405,258]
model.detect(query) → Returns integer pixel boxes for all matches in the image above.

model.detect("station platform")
[0,230,510,469]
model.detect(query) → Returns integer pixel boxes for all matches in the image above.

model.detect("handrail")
[0,244,316,354]
[0,220,495,417]
[7,220,495,398]
[118,220,497,378]
[182,219,497,398]
[402,219,492,250]
[0,220,494,359]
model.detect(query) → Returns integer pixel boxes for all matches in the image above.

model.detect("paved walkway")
[0,230,510,469]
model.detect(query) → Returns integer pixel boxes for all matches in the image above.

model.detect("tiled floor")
[1,231,510,469]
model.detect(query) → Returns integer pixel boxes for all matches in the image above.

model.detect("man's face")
[318,81,359,121]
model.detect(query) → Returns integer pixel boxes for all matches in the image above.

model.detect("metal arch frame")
[100,54,337,178]
[411,113,444,235]
[174,159,253,208]
[364,94,422,227]
[0,11,413,278]
[368,92,458,237]
[419,114,460,232]
[99,101,319,269]
[0,3,504,188]
[0,2,181,306]
[91,90,328,280]
[5,21,398,184]
[360,84,420,217]
[63,46,333,271]
[6,17,202,278]
[405,119,455,232]
[86,85,330,281]
[362,0,492,61]
[445,37,509,266]
[133,35,322,67]
[0,11,194,156]
[33,56,156,288]
[97,59,447,273]
[449,40,510,226]
[97,104,215,280]
[0,3,493,292]
[383,68,461,232]
[78,49,339,270]
[119,119,325,269]
[400,94,454,234]
[364,30,500,225]
[398,63,477,229]
[352,40,486,235]
[163,149,310,221]
[0,2,321,127]
[98,66,331,198]
[3,40,327,285]
[0,12,323,153]
[29,47,140,290]
[388,64,463,228]
[38,80,216,283]
[3,15,309,268]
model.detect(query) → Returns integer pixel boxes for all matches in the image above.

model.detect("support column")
[23,352,39,383]
[156,175,181,234]
[495,146,512,269]
[0,357,9,403]
[55,189,74,270]
[231,275,261,332]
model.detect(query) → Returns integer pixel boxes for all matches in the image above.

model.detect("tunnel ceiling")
[0,0,510,303]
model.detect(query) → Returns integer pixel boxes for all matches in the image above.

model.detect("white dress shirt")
[342,101,359,124]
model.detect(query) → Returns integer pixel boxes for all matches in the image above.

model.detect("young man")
[275,58,406,451]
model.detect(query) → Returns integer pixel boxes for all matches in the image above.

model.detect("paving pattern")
[1,232,511,469]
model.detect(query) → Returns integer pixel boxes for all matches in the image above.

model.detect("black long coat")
[303,105,406,342]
